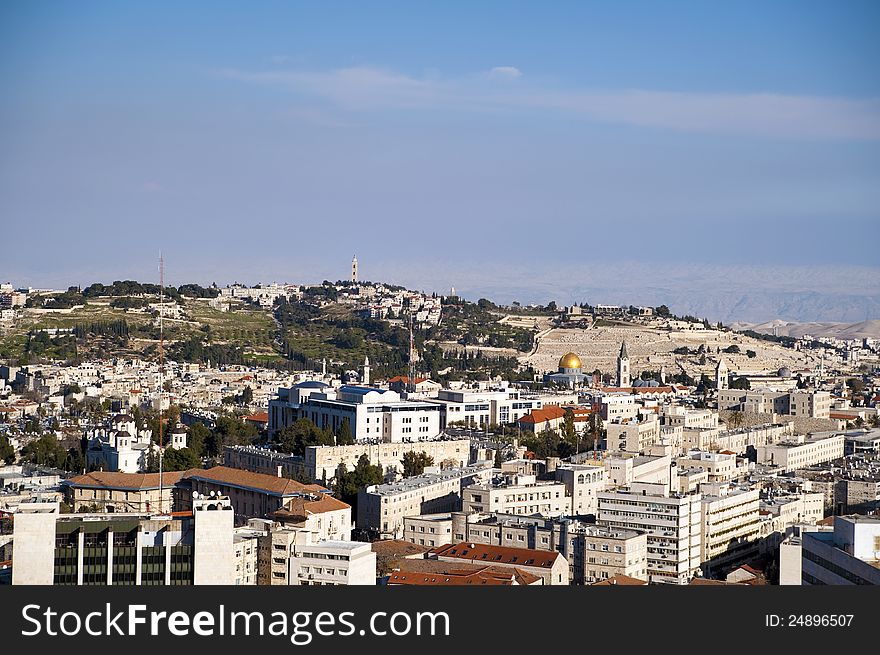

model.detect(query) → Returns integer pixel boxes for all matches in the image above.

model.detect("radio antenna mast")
[158,252,165,513]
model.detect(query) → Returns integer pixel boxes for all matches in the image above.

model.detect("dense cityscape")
[2,261,878,587]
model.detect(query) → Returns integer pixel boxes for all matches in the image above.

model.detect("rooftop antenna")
[158,251,165,514]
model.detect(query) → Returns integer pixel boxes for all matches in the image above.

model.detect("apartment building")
[288,539,377,586]
[606,416,661,453]
[431,512,647,584]
[756,435,845,472]
[676,450,747,483]
[358,463,493,539]
[554,462,607,516]
[698,484,761,576]
[598,482,702,585]
[462,473,570,517]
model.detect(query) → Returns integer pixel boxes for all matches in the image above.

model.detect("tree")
[401,451,434,477]
[240,386,254,405]
[730,377,751,390]
[846,378,865,395]
[726,411,744,430]
[746,350,757,359]
[20,434,68,468]
[336,418,354,446]
[0,435,15,464]
[275,418,333,456]
[561,408,576,445]
[588,412,604,450]
[162,447,202,471]
[333,454,384,515]
[187,423,211,458]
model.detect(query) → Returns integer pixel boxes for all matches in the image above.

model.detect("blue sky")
[1,1,878,319]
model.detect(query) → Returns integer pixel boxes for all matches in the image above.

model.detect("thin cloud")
[215,66,880,140]
[488,66,522,79]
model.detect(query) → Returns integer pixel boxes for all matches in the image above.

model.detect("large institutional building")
[269,383,442,442]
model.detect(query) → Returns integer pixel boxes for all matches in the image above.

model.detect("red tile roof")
[67,470,191,491]
[431,542,562,569]
[271,493,350,520]
[592,574,648,586]
[183,466,324,497]
[245,412,269,423]
[389,560,541,586]
[517,406,566,424]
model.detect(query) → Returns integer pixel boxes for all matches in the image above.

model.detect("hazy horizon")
[2,1,878,323]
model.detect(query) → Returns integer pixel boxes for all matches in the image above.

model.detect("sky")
[1,1,879,321]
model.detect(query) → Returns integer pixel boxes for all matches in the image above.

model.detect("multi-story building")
[462,473,570,517]
[606,416,661,453]
[358,464,492,539]
[676,450,747,483]
[598,482,702,584]
[662,406,719,430]
[64,471,188,513]
[11,495,235,585]
[287,539,377,586]
[718,389,831,419]
[798,515,880,585]
[307,439,472,483]
[789,391,832,420]
[433,386,544,428]
[554,462,607,516]
[269,384,442,443]
[225,437,472,484]
[603,453,671,488]
[834,475,880,514]
[428,511,647,584]
[179,466,332,522]
[698,484,761,576]
[756,435,845,472]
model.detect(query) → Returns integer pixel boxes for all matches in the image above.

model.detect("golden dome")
[559,352,582,370]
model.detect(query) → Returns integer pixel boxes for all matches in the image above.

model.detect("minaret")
[322,357,327,377]
[660,364,667,385]
[616,341,630,388]
[351,255,358,284]
[715,358,729,391]
[361,355,370,385]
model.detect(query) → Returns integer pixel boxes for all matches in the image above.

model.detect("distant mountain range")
[730,319,880,340]
[383,261,880,325]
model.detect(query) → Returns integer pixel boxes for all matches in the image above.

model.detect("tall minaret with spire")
[616,341,630,387]
[351,255,358,283]
[361,355,370,385]
[715,358,729,391]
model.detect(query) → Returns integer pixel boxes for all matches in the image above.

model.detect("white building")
[598,482,702,585]
[698,484,761,576]
[270,384,442,443]
[606,416,661,453]
[358,463,493,539]
[796,516,880,585]
[462,473,570,518]
[756,434,845,472]
[288,539,376,586]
